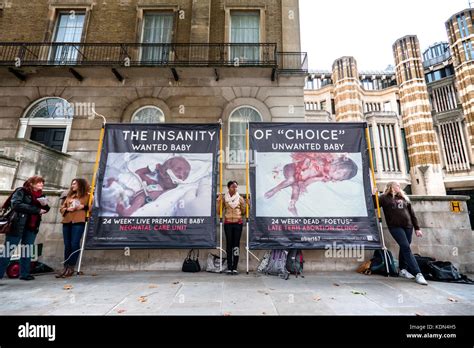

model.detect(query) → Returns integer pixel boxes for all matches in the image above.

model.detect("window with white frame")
[51,11,86,63]
[131,106,165,123]
[230,11,260,64]
[377,123,400,172]
[18,97,73,152]
[228,106,262,164]
[141,12,174,63]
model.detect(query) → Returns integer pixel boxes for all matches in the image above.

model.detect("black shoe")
[226,270,232,275]
[232,270,239,275]
[19,275,35,281]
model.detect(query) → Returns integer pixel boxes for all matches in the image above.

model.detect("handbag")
[182,249,201,273]
[0,208,15,235]
[206,253,227,273]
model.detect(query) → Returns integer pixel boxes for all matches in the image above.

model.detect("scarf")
[27,189,43,230]
[224,191,240,209]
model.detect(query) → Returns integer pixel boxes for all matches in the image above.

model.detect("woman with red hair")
[0,176,50,280]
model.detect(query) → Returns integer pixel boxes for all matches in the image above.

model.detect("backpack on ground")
[263,249,289,280]
[257,251,271,273]
[414,253,473,284]
[414,254,435,275]
[370,249,398,276]
[286,249,304,278]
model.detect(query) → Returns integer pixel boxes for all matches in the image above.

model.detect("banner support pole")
[365,126,390,277]
[77,112,106,276]
[219,120,223,273]
[245,123,250,275]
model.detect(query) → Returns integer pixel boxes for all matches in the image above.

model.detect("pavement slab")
[0,271,472,316]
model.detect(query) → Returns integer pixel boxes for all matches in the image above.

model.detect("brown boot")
[63,265,75,278]
[55,267,68,278]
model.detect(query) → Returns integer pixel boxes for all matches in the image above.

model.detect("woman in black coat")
[0,176,50,280]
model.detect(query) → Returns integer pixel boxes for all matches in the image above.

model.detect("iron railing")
[0,42,308,72]
[277,51,308,73]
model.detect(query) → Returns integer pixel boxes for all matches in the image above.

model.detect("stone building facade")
[304,8,474,224]
[0,0,307,190]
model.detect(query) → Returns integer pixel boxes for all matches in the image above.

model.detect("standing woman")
[217,181,248,275]
[0,176,50,280]
[377,181,428,285]
[57,178,90,278]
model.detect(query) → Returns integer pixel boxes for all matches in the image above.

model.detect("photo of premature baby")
[255,152,367,217]
[98,153,213,217]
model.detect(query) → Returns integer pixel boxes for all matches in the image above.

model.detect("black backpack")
[370,249,398,276]
[286,249,304,278]
[414,254,473,284]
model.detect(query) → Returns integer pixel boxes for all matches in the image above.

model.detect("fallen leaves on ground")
[313,296,321,301]
[117,309,126,314]
[138,296,148,303]
[148,284,158,288]
[351,290,367,295]
[63,285,73,290]
[333,283,340,287]
[448,297,458,302]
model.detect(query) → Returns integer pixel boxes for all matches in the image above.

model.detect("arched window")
[228,106,262,164]
[18,97,73,152]
[131,106,165,123]
[26,97,73,119]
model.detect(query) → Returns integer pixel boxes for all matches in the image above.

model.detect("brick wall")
[0,0,284,46]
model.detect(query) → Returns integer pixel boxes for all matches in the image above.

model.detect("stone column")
[446,9,474,158]
[332,56,364,122]
[393,35,445,195]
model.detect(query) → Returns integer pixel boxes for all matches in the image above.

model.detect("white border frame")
[17,97,73,153]
[227,105,262,167]
[131,105,165,123]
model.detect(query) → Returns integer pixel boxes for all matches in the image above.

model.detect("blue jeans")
[0,229,37,279]
[388,226,421,275]
[62,223,85,267]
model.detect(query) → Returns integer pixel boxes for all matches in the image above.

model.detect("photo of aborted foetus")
[255,152,367,217]
[98,152,213,217]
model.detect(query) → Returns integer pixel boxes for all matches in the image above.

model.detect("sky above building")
[300,0,470,71]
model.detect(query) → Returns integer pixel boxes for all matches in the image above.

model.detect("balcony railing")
[277,51,308,73]
[0,42,307,73]
[423,50,451,68]
[364,111,398,117]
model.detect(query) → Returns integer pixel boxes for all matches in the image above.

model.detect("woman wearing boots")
[217,181,248,275]
[0,176,50,281]
[376,181,428,286]
[57,178,90,278]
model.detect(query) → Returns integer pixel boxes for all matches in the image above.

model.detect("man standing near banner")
[217,181,249,275]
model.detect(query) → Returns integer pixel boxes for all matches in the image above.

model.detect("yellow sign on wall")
[450,201,462,213]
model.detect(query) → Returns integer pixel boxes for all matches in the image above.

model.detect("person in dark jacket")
[0,176,50,280]
[375,181,428,285]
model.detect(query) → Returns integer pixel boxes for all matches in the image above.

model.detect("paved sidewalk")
[0,271,472,315]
